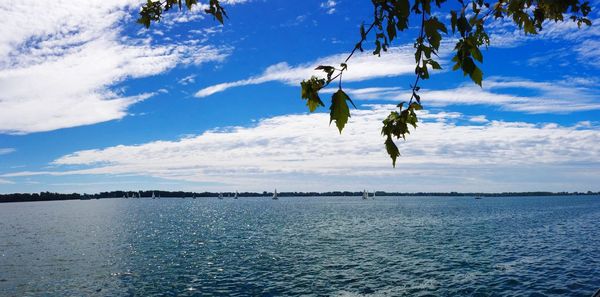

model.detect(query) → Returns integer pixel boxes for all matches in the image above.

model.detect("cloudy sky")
[1,0,599,193]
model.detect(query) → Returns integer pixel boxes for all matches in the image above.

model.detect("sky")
[1,0,599,193]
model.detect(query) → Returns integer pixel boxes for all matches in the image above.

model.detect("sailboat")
[372,191,376,199]
[152,192,156,199]
[362,190,368,200]
[218,193,223,200]
[234,191,239,199]
[272,189,278,200]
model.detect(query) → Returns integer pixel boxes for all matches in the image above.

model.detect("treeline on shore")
[0,190,599,203]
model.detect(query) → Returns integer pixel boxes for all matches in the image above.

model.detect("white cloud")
[157,0,250,26]
[0,1,231,134]
[195,46,420,97]
[0,178,14,184]
[321,0,337,14]
[487,16,600,68]
[5,105,599,192]
[576,39,600,68]
[469,115,489,123]
[336,76,600,114]
[197,11,600,101]
[487,16,599,46]
[178,74,197,85]
[194,13,600,100]
[0,148,15,155]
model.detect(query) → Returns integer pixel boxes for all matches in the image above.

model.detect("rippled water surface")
[1,196,599,296]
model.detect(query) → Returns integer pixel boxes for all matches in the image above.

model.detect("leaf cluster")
[300,76,326,112]
[382,101,423,166]
[299,0,591,166]
[137,0,593,167]
[138,0,226,28]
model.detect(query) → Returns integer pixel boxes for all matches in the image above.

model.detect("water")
[1,196,599,296]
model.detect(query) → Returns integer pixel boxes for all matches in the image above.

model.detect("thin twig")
[407,9,427,106]
[323,21,377,88]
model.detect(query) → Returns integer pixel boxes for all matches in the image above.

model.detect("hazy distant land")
[1,191,598,203]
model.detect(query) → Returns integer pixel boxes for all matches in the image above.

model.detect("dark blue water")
[1,196,599,296]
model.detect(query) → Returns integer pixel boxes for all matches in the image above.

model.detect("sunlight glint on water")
[1,196,599,296]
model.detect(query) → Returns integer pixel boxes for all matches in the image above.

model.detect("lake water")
[1,196,599,296]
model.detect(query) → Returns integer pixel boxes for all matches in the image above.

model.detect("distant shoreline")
[1,191,598,203]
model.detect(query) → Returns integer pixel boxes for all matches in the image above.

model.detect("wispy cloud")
[321,0,338,14]
[487,16,600,68]
[157,0,251,27]
[0,1,232,134]
[469,115,489,123]
[0,178,14,184]
[576,39,600,68]
[5,105,599,192]
[0,148,15,155]
[334,76,600,113]
[195,46,422,97]
[178,74,197,85]
[196,14,600,99]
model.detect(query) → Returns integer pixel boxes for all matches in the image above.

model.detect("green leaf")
[523,18,537,34]
[315,65,334,72]
[461,57,475,75]
[215,11,224,24]
[428,59,442,70]
[385,136,400,167]
[450,10,458,33]
[360,23,366,39]
[185,0,198,9]
[387,19,397,41]
[452,59,461,71]
[582,18,592,26]
[406,111,418,128]
[300,77,325,112]
[470,46,483,63]
[330,89,352,133]
[315,65,336,81]
[470,66,483,87]
[409,102,423,110]
[424,17,446,50]
[373,40,382,56]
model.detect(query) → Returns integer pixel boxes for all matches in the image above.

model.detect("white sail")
[272,189,278,200]
[362,190,368,200]
[234,191,238,199]
[152,192,155,199]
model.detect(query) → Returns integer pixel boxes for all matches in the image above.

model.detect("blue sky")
[1,0,599,193]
